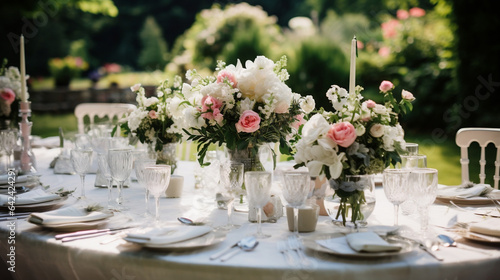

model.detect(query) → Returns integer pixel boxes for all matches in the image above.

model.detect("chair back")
[455,128,500,188]
[74,103,136,134]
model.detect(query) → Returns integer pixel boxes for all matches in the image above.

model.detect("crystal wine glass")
[282,171,311,237]
[410,168,438,233]
[219,161,244,230]
[96,153,115,210]
[70,148,93,199]
[135,157,157,217]
[143,165,171,225]
[383,169,411,226]
[1,129,18,171]
[107,148,134,209]
[245,171,272,239]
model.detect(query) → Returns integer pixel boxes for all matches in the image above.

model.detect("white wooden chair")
[74,103,136,134]
[456,128,500,188]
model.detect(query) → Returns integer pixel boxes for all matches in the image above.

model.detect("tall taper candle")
[349,35,357,94]
[20,34,27,102]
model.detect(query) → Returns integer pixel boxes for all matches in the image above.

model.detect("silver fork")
[277,240,297,266]
[287,236,311,267]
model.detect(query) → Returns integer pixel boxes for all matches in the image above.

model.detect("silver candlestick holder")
[19,101,36,174]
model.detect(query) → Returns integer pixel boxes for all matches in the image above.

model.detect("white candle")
[20,34,27,102]
[349,35,357,94]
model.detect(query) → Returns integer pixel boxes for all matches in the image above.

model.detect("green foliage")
[138,16,169,70]
[287,38,349,110]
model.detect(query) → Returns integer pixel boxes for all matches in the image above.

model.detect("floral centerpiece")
[294,81,415,225]
[180,55,311,169]
[0,61,27,129]
[116,78,184,171]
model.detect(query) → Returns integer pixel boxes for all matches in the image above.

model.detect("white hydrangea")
[127,109,148,131]
[326,85,349,111]
[239,97,256,113]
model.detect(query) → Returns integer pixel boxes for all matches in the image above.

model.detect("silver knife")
[60,228,129,242]
[210,241,239,260]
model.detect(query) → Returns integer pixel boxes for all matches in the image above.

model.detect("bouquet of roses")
[0,61,26,125]
[180,55,313,167]
[118,77,184,151]
[294,80,415,224]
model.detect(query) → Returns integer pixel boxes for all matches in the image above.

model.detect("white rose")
[354,123,366,136]
[300,95,315,114]
[372,104,387,115]
[301,114,330,144]
[401,89,415,101]
[370,124,384,138]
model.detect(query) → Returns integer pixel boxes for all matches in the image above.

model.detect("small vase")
[323,174,376,227]
[149,142,177,173]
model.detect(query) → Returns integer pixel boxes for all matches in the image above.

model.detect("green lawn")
[30,113,496,187]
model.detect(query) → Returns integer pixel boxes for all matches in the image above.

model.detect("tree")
[138,16,168,70]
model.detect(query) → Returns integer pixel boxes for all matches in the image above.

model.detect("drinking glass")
[96,153,114,210]
[383,169,410,226]
[135,158,157,217]
[108,148,134,208]
[70,148,93,199]
[1,129,18,171]
[143,165,171,224]
[410,168,438,233]
[245,171,272,238]
[219,162,244,229]
[405,143,419,156]
[282,171,311,236]
[399,154,427,169]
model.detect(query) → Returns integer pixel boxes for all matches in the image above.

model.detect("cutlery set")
[210,236,258,262]
[54,227,132,242]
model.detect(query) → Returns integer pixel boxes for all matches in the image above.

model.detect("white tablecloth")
[1,148,500,280]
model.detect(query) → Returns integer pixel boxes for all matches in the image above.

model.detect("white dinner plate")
[0,196,67,212]
[124,231,226,251]
[303,233,414,258]
[435,195,500,206]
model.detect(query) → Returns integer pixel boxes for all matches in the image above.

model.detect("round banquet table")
[1,148,500,280]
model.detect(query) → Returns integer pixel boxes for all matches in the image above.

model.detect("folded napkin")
[317,231,402,254]
[0,189,60,206]
[0,174,31,185]
[437,183,493,198]
[469,219,500,237]
[126,226,212,245]
[28,206,112,225]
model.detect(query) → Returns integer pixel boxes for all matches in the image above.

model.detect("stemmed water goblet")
[143,165,171,225]
[219,162,244,230]
[96,153,115,210]
[70,148,93,200]
[410,168,438,233]
[135,157,157,217]
[383,169,410,226]
[281,171,311,237]
[245,171,272,239]
[108,148,134,209]
[1,129,18,171]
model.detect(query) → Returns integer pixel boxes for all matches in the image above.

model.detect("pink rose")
[364,100,376,109]
[409,7,426,17]
[291,114,306,130]
[217,70,238,88]
[379,80,394,93]
[401,89,415,101]
[327,122,357,148]
[0,88,16,105]
[148,110,158,119]
[236,110,260,133]
[201,95,224,123]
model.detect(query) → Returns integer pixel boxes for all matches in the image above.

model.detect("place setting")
[0,188,67,213]
[435,181,500,206]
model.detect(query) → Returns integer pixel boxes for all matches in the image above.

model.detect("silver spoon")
[437,234,492,256]
[177,217,204,226]
[220,237,259,262]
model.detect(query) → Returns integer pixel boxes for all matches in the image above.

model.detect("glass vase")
[149,142,177,174]
[227,145,265,172]
[323,174,376,228]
